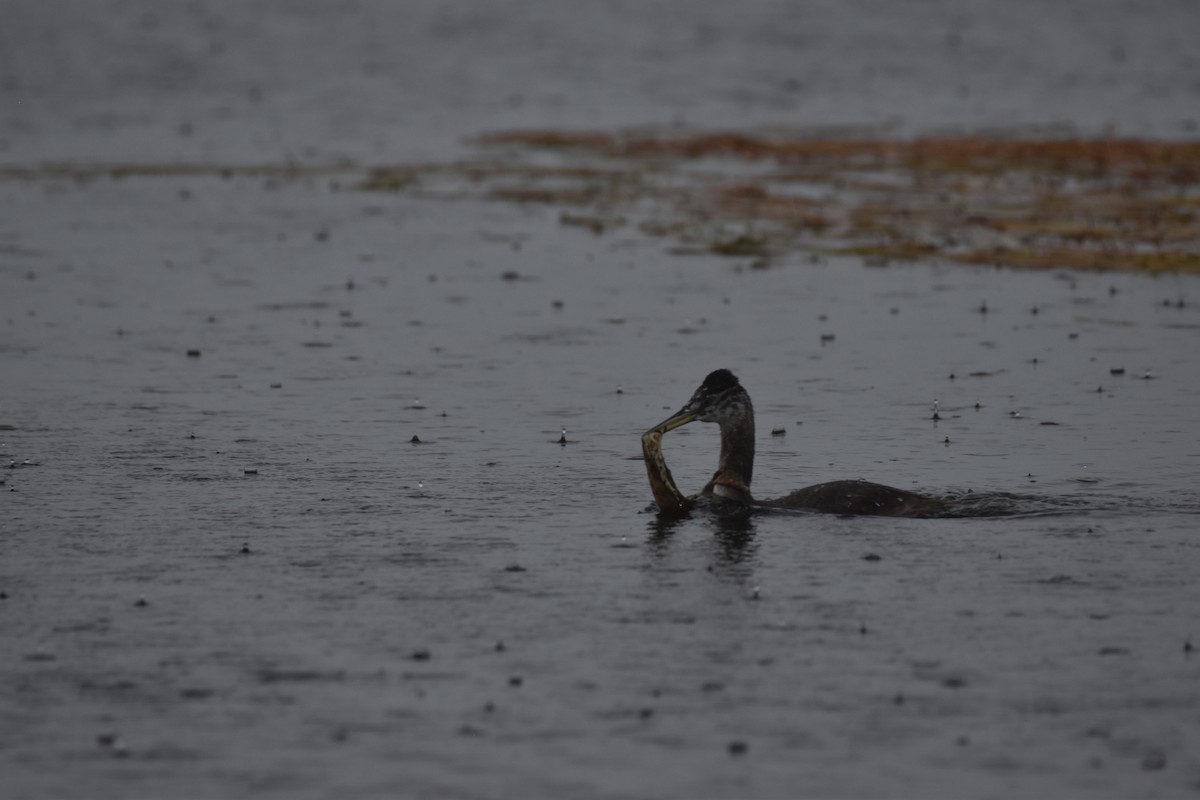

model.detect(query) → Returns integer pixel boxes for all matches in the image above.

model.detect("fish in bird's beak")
[640,427,690,512]
[641,401,700,511]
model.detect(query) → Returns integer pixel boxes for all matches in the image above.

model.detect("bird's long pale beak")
[645,407,699,436]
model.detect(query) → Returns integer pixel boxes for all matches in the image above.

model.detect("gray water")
[4,1,1200,799]
[5,171,1200,799]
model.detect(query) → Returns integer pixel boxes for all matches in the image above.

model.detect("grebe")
[641,369,947,517]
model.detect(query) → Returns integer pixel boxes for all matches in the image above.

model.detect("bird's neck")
[715,401,755,493]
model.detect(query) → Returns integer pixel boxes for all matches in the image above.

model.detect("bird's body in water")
[642,369,947,517]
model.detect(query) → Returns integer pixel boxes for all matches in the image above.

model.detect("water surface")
[3,173,1199,799]
[3,0,1200,797]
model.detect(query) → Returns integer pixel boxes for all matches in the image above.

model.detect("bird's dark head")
[646,369,751,434]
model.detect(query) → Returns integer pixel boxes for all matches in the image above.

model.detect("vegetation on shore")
[5,130,1197,273]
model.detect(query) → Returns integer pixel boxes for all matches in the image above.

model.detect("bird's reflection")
[644,497,759,565]
[711,507,757,563]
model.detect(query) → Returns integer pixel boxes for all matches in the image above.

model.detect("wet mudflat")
[4,1,1200,798]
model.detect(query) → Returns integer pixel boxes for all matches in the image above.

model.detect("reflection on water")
[711,512,759,564]
[645,497,759,563]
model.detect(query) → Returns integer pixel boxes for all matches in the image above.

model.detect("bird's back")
[760,479,948,518]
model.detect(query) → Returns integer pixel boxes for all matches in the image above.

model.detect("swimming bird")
[642,369,946,517]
